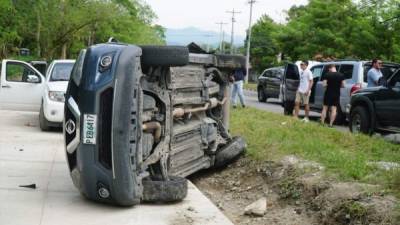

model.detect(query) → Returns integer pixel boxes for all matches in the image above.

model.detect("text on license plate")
[83,114,97,145]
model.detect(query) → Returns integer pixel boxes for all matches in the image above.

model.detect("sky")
[145,0,308,36]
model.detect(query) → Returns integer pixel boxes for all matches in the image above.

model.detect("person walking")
[231,67,246,108]
[367,59,383,87]
[320,64,345,127]
[294,61,313,122]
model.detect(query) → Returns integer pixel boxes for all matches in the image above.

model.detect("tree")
[249,15,282,73]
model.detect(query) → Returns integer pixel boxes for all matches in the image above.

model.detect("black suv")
[257,66,284,102]
[349,70,400,134]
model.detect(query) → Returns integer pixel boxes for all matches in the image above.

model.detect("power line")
[245,0,256,83]
[216,21,228,52]
[226,9,241,54]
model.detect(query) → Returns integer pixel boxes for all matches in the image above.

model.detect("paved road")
[0,110,233,225]
[242,90,348,132]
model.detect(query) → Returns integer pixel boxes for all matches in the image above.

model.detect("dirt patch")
[191,156,399,225]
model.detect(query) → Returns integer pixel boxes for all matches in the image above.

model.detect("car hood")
[47,81,69,92]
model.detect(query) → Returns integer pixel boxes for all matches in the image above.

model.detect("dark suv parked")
[257,66,284,102]
[282,61,400,123]
[64,42,246,206]
[349,69,400,134]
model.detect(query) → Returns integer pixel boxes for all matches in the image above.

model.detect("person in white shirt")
[294,60,313,122]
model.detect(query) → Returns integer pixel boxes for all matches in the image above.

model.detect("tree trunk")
[36,8,41,57]
[61,43,67,59]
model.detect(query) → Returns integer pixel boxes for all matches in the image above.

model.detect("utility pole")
[226,9,241,54]
[216,22,228,52]
[222,31,226,53]
[245,0,256,84]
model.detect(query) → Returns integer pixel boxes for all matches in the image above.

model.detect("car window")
[6,62,38,82]
[261,70,268,77]
[311,66,323,79]
[389,71,400,88]
[321,64,340,80]
[265,70,273,78]
[50,63,74,81]
[338,64,353,80]
[285,64,299,80]
[363,63,400,82]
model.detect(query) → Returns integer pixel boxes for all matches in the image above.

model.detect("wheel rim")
[351,114,361,133]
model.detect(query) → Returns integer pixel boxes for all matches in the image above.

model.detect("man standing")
[320,64,345,127]
[367,59,383,87]
[294,61,313,122]
[231,67,246,108]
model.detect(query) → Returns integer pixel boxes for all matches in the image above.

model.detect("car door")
[311,65,324,108]
[257,69,268,93]
[269,68,283,98]
[282,63,299,103]
[374,71,400,127]
[0,60,45,111]
[264,70,275,96]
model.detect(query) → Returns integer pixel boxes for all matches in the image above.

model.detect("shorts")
[323,92,340,107]
[295,91,310,105]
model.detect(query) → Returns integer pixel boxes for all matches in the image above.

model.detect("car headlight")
[49,91,65,102]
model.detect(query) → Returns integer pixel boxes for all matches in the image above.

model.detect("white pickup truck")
[0,60,45,111]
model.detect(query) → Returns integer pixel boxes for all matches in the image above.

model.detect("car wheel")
[214,136,246,168]
[350,106,371,134]
[283,100,294,115]
[142,176,188,203]
[140,46,189,67]
[257,87,267,102]
[39,103,51,131]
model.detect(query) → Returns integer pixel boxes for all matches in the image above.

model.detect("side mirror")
[27,74,40,83]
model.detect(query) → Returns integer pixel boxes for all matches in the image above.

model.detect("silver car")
[280,60,400,123]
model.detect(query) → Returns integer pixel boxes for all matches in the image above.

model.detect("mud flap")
[214,137,246,168]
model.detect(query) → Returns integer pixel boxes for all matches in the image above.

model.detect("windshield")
[50,62,74,81]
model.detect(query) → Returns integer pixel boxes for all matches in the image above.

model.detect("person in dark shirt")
[230,67,247,108]
[320,64,345,127]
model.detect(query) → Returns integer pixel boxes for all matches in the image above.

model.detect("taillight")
[350,83,362,95]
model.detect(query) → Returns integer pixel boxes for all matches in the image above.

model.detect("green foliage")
[250,15,283,73]
[250,0,400,71]
[0,0,165,60]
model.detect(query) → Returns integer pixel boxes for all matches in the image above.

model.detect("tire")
[257,87,267,102]
[283,100,294,115]
[39,104,50,131]
[349,106,371,134]
[140,46,189,67]
[214,137,246,168]
[142,176,188,203]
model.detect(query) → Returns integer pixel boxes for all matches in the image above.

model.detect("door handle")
[1,85,11,88]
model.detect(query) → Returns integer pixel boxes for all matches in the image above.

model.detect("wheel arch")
[350,97,376,131]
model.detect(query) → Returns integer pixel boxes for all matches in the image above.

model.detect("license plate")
[83,114,97,145]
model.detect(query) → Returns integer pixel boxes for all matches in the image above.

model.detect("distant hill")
[165,27,245,47]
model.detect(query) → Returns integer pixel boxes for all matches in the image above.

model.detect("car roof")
[51,59,75,64]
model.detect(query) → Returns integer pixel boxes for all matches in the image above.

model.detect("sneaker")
[301,117,310,123]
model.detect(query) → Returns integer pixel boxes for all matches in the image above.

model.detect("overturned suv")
[64,42,246,206]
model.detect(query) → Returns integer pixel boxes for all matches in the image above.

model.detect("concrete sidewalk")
[0,110,233,225]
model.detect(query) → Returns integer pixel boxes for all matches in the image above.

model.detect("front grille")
[98,88,113,169]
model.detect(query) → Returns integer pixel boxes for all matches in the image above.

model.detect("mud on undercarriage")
[64,43,246,206]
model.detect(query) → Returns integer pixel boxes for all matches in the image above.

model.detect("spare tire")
[141,46,189,67]
[142,176,188,203]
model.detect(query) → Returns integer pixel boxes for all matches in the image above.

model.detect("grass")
[230,107,400,192]
[243,82,257,91]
